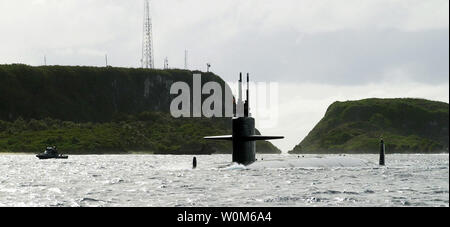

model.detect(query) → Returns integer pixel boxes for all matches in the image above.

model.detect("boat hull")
[36,154,68,160]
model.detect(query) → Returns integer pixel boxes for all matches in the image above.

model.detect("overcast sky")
[0,0,448,152]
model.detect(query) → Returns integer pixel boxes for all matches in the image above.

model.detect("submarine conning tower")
[204,73,284,166]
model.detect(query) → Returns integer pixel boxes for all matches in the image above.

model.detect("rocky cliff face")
[0,64,227,122]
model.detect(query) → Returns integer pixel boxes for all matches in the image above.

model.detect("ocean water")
[0,154,448,207]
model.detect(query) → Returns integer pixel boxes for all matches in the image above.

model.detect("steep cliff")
[0,64,226,122]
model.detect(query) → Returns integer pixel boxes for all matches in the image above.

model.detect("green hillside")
[289,98,449,154]
[0,64,281,154]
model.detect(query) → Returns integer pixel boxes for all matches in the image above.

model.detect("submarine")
[204,73,284,166]
[205,73,386,168]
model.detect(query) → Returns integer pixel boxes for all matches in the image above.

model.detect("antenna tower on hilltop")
[141,0,154,69]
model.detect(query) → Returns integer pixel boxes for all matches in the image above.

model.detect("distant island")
[0,64,281,154]
[290,98,449,154]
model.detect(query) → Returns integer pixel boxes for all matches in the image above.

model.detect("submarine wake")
[216,156,372,170]
[249,157,371,169]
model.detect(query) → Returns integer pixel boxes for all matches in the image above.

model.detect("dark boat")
[36,146,68,159]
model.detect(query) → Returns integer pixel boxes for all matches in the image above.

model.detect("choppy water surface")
[0,154,448,207]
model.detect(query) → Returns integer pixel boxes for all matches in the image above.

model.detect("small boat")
[36,146,68,160]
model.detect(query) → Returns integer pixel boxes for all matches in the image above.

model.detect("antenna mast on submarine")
[236,73,244,117]
[244,73,251,117]
[141,0,154,69]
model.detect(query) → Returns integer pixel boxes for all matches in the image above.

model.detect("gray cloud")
[209,28,449,85]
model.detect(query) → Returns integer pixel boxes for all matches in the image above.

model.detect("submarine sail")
[204,73,284,165]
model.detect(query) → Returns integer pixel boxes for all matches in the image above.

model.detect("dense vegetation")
[0,112,280,154]
[290,98,449,154]
[0,64,280,154]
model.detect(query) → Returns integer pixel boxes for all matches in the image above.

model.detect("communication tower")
[141,0,154,69]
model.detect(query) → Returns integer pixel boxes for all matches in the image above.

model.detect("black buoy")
[379,138,385,166]
[193,157,197,169]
